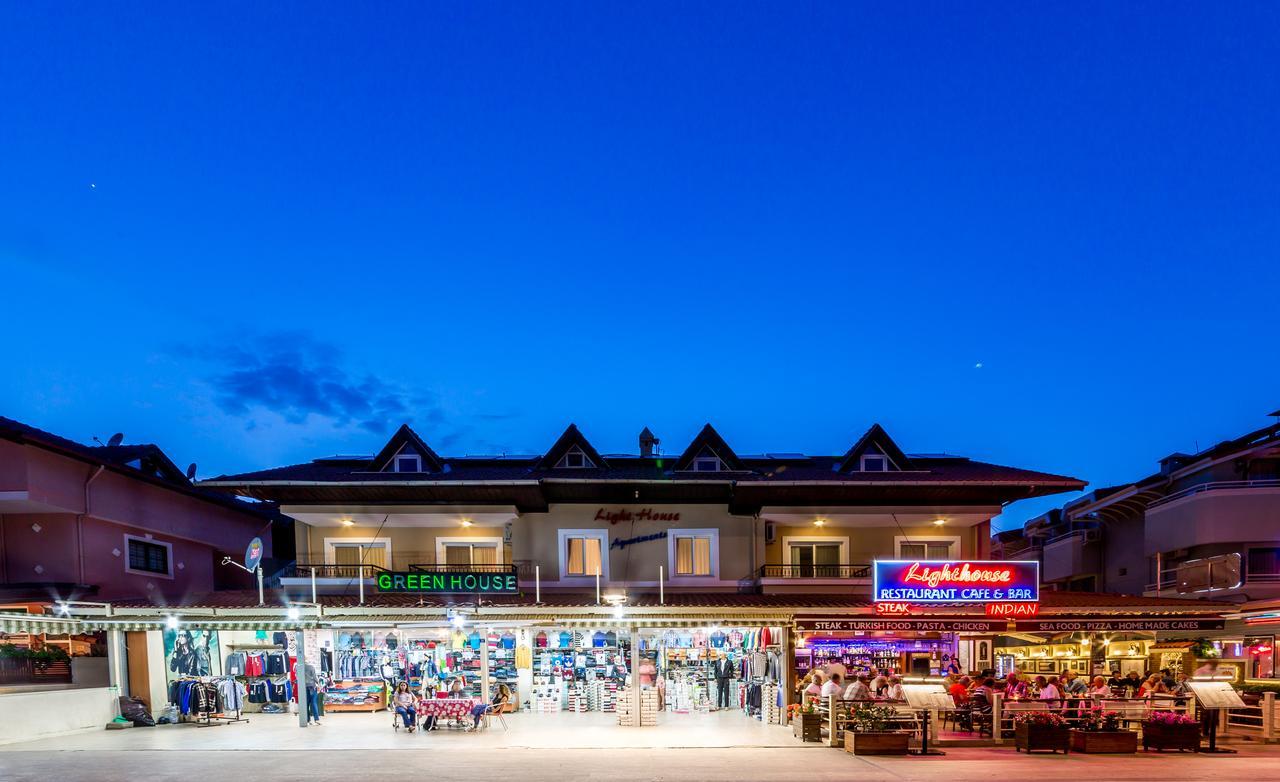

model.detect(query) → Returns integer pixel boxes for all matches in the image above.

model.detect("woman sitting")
[392,681,419,733]
[470,684,511,731]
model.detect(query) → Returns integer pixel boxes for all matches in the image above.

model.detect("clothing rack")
[173,676,250,727]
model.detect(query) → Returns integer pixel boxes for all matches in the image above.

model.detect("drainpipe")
[79,465,106,585]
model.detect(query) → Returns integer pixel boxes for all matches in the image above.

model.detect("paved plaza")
[2,710,1280,781]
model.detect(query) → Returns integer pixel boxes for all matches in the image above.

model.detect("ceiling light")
[460,519,473,527]
[340,518,354,527]
[451,614,467,629]
[286,607,301,621]
[933,519,946,526]
[165,615,180,629]
[612,605,625,619]
[813,518,827,527]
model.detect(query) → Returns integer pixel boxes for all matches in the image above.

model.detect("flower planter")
[845,730,911,756]
[1142,722,1200,752]
[1015,723,1070,754]
[1069,729,1137,754]
[792,713,821,743]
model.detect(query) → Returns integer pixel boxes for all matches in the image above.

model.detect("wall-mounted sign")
[375,571,518,595]
[610,531,668,550]
[795,617,1003,634]
[985,602,1040,619]
[595,508,681,525]
[873,560,1039,603]
[875,602,914,617]
[1015,618,1225,633]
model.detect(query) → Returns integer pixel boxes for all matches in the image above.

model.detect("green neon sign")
[375,571,519,595]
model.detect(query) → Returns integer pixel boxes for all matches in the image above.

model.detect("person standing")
[295,659,323,725]
[712,652,734,711]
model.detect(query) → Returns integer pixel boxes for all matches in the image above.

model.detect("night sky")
[3,3,1277,530]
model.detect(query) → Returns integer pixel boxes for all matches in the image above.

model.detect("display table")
[417,698,482,720]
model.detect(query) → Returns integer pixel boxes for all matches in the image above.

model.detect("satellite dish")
[244,537,264,572]
[186,463,198,480]
[107,433,125,447]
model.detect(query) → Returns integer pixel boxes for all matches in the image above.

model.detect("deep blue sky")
[3,3,1277,530]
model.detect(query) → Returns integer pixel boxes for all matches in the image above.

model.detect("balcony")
[1145,480,1280,555]
[751,563,872,595]
[1145,557,1280,597]
[1041,528,1101,583]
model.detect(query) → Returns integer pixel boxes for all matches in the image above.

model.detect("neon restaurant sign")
[873,560,1039,603]
[376,571,519,595]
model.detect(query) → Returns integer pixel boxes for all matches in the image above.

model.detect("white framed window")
[394,454,422,472]
[667,529,719,578]
[124,534,173,579]
[555,446,594,469]
[435,536,503,566]
[325,537,392,569]
[558,529,608,580]
[860,454,889,471]
[782,535,849,577]
[894,535,960,560]
[690,446,724,472]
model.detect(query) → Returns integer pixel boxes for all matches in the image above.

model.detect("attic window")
[860,454,889,472]
[555,446,594,469]
[394,454,423,473]
[692,447,723,472]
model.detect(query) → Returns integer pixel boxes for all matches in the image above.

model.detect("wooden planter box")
[1069,729,1137,754]
[1142,722,1200,752]
[792,713,821,742]
[845,730,911,756]
[1014,723,1070,754]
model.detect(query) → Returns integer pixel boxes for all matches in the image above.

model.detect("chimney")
[639,427,658,458]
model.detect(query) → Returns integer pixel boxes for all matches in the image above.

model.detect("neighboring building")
[0,416,279,603]
[201,421,1085,597]
[1001,412,1280,602]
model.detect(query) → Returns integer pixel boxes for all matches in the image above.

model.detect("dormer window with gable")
[555,445,595,469]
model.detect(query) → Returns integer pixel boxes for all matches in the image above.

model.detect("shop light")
[1193,674,1236,681]
[813,518,827,527]
[55,601,71,617]
[460,519,473,527]
[612,605,625,620]
[932,519,946,526]
[451,614,467,629]
[340,518,354,527]
[286,607,301,621]
[165,615,180,629]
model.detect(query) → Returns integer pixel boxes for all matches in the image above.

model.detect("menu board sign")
[1016,618,1225,633]
[795,617,1003,633]
[1187,681,1245,709]
[902,684,957,710]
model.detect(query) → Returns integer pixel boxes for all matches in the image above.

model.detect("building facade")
[0,416,277,604]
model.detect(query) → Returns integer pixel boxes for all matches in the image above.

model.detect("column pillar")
[294,629,308,728]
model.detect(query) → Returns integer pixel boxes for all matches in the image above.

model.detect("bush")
[1014,711,1067,728]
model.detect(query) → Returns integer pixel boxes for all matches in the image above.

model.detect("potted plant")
[1142,710,1200,752]
[1014,711,1070,753]
[1070,710,1137,753]
[844,704,910,755]
[789,700,821,742]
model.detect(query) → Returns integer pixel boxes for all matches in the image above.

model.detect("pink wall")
[1,442,271,600]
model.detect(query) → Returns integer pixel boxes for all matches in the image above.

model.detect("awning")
[0,613,86,634]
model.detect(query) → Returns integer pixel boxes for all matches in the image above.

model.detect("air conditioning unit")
[765,522,776,545]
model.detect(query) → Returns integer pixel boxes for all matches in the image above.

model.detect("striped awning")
[0,613,86,635]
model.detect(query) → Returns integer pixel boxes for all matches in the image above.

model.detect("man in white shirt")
[843,674,871,701]
[819,672,843,699]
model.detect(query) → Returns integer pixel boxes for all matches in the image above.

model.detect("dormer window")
[555,446,594,469]
[692,447,723,472]
[394,453,423,473]
[860,454,888,472]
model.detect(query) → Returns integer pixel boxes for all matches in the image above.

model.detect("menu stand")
[902,684,949,756]
[1187,680,1243,755]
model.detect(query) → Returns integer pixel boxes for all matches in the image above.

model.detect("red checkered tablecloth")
[416,698,481,718]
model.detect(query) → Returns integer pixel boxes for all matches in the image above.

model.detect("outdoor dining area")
[803,691,1202,756]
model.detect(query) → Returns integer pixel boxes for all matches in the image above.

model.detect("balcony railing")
[1145,563,1280,593]
[281,554,518,581]
[1148,478,1280,510]
[758,564,872,579]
